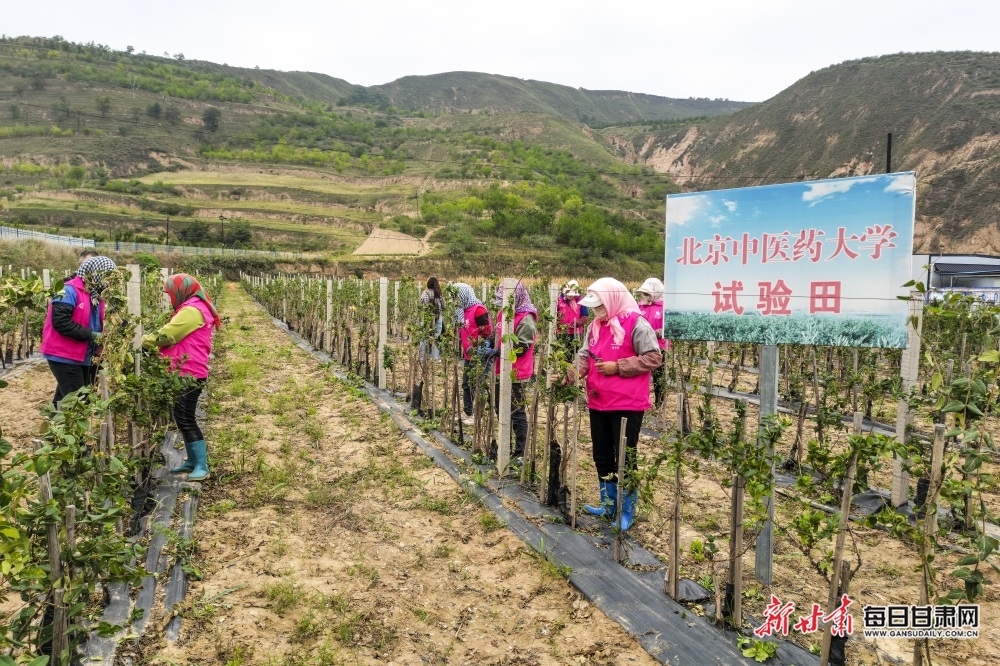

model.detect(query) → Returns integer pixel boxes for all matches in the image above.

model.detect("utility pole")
[165,216,170,246]
[886,132,893,173]
[219,214,227,246]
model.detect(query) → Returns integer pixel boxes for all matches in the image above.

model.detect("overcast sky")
[8,0,999,102]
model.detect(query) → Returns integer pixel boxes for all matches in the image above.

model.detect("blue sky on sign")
[663,173,916,315]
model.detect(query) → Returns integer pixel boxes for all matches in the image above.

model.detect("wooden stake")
[325,279,333,354]
[914,423,946,666]
[667,392,683,599]
[38,466,67,662]
[378,277,388,390]
[496,278,515,475]
[820,411,862,666]
[614,416,627,563]
[892,291,922,507]
[569,389,580,529]
[726,407,748,627]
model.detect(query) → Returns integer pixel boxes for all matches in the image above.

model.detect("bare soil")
[141,284,657,665]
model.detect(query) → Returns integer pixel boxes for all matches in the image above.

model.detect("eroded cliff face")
[608,124,1000,255]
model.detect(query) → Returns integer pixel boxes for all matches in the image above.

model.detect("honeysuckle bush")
[883,288,1000,606]
[0,274,57,368]
[0,265,197,662]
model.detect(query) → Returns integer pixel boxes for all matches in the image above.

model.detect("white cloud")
[883,173,915,195]
[709,215,727,227]
[722,199,738,212]
[802,176,876,206]
[666,195,701,226]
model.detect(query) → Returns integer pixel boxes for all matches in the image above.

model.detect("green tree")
[96,95,112,117]
[163,105,181,125]
[177,220,211,245]
[146,102,162,119]
[53,96,73,123]
[8,104,20,120]
[202,107,222,132]
[227,220,253,247]
[13,80,26,98]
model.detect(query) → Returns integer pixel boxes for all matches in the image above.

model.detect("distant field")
[137,171,418,197]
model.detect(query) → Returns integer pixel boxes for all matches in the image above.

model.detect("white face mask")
[637,292,652,305]
[592,304,608,320]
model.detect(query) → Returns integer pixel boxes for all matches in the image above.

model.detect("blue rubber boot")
[584,481,617,518]
[617,488,639,531]
[186,440,210,481]
[170,441,195,474]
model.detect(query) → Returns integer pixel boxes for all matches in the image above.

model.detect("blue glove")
[477,342,495,362]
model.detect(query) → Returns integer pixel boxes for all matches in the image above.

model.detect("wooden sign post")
[754,344,779,585]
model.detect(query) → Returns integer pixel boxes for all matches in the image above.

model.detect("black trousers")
[48,361,98,408]
[589,409,644,484]
[462,359,474,416]
[493,379,529,455]
[173,380,206,443]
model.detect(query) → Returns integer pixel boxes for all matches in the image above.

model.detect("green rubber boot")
[187,440,210,481]
[170,441,195,474]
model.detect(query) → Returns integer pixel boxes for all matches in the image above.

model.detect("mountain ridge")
[602,51,1000,255]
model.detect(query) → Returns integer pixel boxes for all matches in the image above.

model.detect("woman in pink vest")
[145,273,221,481]
[574,278,662,530]
[636,277,668,409]
[490,281,537,462]
[454,283,493,419]
[41,255,117,407]
[556,280,588,350]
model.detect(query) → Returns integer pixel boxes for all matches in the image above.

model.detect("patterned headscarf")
[164,273,222,329]
[75,256,118,307]
[586,277,640,347]
[453,283,482,324]
[493,281,538,316]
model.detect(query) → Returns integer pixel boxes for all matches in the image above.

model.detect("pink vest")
[494,311,536,381]
[460,305,489,360]
[639,300,667,350]
[586,311,651,412]
[40,276,105,363]
[557,297,586,335]
[160,297,214,379]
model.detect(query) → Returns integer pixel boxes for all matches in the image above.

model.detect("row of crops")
[242,272,999,665]
[0,265,222,664]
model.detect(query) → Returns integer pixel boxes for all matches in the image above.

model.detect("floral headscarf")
[493,281,538,316]
[585,277,640,347]
[75,256,118,307]
[454,283,482,324]
[164,273,222,329]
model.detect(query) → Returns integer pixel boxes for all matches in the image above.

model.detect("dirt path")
[141,284,658,665]
[1,360,54,446]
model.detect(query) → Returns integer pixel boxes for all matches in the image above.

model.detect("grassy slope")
[372,71,753,124]
[0,38,681,270]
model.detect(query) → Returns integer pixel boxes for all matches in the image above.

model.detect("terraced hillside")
[0,36,687,276]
